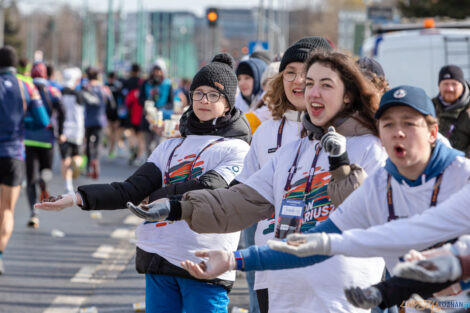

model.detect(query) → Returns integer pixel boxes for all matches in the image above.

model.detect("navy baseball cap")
[375,85,436,119]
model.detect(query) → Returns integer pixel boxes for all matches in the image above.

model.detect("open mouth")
[394,145,406,157]
[309,103,325,116]
[292,88,304,96]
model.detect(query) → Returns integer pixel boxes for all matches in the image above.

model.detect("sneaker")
[71,160,81,179]
[27,216,40,229]
[88,160,99,180]
[108,151,116,159]
[38,179,49,202]
[0,258,4,275]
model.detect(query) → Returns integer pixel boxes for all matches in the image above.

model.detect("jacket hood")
[179,106,252,144]
[236,58,267,97]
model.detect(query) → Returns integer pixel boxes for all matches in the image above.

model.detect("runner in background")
[105,71,123,159]
[82,66,114,179]
[0,46,49,273]
[60,67,85,194]
[25,62,64,228]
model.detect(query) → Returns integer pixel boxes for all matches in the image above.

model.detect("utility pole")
[117,0,124,68]
[257,0,265,41]
[51,17,58,65]
[106,0,114,72]
[136,0,145,66]
[82,0,89,68]
[0,0,4,47]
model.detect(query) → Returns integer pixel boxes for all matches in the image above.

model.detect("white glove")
[127,198,171,222]
[267,232,331,257]
[344,286,383,309]
[394,255,462,283]
[320,126,347,157]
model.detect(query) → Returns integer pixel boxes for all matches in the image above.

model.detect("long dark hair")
[304,52,381,136]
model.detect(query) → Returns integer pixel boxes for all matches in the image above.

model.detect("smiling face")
[378,106,438,180]
[192,86,229,122]
[304,62,349,128]
[282,62,307,111]
[238,74,254,98]
[439,79,464,103]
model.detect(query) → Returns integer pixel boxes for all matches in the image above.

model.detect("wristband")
[233,250,244,271]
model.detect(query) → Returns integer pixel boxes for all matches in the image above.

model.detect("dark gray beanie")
[279,36,333,72]
[439,65,466,86]
[190,53,238,108]
[356,56,385,78]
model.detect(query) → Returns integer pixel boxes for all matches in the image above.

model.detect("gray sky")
[18,0,297,16]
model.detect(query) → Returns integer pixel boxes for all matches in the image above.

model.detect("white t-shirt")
[135,135,250,281]
[244,135,387,313]
[237,111,303,290]
[328,155,470,271]
[62,93,85,145]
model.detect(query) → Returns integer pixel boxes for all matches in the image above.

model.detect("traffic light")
[206,8,219,28]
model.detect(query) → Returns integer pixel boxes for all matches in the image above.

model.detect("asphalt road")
[0,149,250,313]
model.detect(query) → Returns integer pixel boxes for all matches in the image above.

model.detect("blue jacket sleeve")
[240,219,341,271]
[24,99,50,129]
[155,80,171,109]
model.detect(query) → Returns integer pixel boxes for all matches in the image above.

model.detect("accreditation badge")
[275,199,304,239]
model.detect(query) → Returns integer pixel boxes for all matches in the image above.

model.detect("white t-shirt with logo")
[329,155,470,271]
[244,135,387,313]
[135,135,250,281]
[237,112,302,290]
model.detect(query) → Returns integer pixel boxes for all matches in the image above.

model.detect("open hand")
[33,194,73,211]
[127,198,170,222]
[394,255,462,283]
[267,232,331,257]
[180,250,235,280]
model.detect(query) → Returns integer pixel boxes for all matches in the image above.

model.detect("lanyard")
[164,138,225,184]
[268,117,287,154]
[284,141,322,198]
[386,172,444,222]
[276,117,287,149]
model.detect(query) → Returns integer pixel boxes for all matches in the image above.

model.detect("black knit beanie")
[190,53,238,109]
[236,62,253,78]
[279,36,333,72]
[439,65,466,86]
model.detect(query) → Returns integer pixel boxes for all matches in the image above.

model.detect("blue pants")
[243,224,261,313]
[145,274,229,313]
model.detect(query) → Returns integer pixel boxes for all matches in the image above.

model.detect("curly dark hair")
[304,51,381,136]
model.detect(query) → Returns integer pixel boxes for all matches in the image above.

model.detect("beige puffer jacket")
[180,115,375,233]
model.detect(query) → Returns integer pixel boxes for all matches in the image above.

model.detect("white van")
[362,24,470,97]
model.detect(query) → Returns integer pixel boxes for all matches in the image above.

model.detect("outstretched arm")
[180,219,341,279]
[35,162,163,211]
[329,183,470,260]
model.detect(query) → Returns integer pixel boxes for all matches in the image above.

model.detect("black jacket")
[433,82,470,157]
[76,105,251,290]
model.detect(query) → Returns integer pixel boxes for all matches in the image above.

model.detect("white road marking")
[110,228,135,239]
[70,266,102,284]
[123,214,142,225]
[42,296,86,313]
[92,245,114,259]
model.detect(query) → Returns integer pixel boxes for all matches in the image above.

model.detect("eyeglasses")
[190,90,224,103]
[283,71,306,82]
